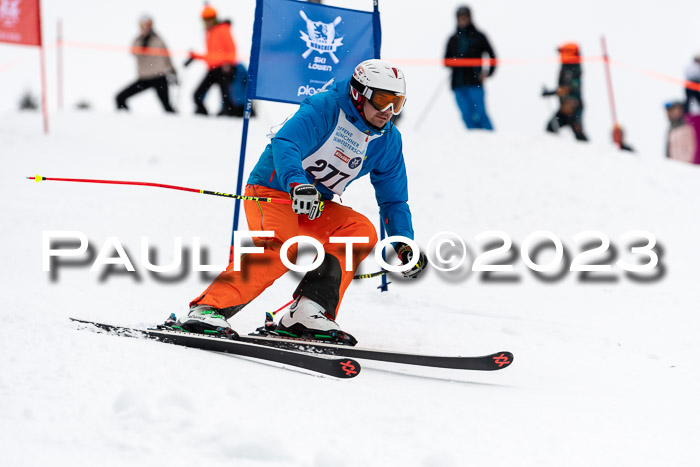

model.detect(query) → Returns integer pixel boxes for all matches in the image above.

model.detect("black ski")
[70,318,361,379]
[242,332,513,371]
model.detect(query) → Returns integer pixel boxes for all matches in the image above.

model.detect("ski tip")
[490,351,514,369]
[336,358,361,378]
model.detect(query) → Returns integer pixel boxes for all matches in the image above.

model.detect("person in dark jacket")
[543,42,587,141]
[444,6,496,130]
[684,52,700,114]
[115,15,177,113]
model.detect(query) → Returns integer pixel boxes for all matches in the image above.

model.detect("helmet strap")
[350,86,369,125]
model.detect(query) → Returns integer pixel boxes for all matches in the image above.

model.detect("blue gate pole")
[373,0,388,291]
[228,0,264,261]
[372,0,381,58]
[378,221,391,292]
[228,101,252,261]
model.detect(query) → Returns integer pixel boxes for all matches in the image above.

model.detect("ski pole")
[353,270,388,280]
[27,174,304,207]
[544,87,560,133]
[601,36,620,147]
[601,36,618,125]
[171,77,180,113]
[414,74,449,130]
[265,299,295,321]
[263,269,387,320]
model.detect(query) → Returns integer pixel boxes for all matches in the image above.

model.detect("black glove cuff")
[395,242,413,262]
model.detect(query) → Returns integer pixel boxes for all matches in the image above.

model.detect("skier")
[115,15,177,113]
[444,5,497,130]
[543,42,588,141]
[178,59,427,341]
[684,52,700,114]
[187,4,238,116]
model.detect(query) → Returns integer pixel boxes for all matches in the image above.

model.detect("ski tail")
[70,318,361,379]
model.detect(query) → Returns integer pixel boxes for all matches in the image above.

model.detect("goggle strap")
[351,76,378,100]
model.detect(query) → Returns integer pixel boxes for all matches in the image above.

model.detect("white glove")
[290,183,323,220]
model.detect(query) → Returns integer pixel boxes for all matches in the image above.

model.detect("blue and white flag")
[250,0,378,104]
[231,0,380,238]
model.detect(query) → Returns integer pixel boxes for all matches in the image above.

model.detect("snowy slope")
[3,0,700,466]
[3,107,700,466]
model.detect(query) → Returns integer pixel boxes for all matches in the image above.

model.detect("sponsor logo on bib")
[334,150,350,164]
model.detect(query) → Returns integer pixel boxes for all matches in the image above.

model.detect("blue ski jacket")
[247,77,414,240]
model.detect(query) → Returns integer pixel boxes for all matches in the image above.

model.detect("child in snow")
[543,43,588,142]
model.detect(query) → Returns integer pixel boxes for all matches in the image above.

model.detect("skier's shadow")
[362,364,514,387]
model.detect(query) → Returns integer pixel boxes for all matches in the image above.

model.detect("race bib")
[302,109,382,195]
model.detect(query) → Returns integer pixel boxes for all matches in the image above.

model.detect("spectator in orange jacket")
[188,5,238,116]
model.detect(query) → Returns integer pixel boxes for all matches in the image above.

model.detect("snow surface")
[3,1,700,466]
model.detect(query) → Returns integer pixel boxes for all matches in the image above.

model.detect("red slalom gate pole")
[27,174,295,205]
[38,0,48,134]
[601,36,620,147]
[57,19,63,110]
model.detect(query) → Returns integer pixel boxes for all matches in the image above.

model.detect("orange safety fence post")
[57,19,63,110]
[38,0,48,134]
[601,36,620,148]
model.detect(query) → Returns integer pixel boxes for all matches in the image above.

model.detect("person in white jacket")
[666,101,698,163]
[116,15,177,113]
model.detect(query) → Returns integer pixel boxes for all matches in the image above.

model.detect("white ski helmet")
[350,59,406,115]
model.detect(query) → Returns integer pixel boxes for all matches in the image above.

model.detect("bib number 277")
[306,159,351,190]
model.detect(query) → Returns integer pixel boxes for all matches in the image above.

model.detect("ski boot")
[170,305,239,339]
[269,297,357,346]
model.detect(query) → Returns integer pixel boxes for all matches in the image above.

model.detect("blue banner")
[253,0,376,104]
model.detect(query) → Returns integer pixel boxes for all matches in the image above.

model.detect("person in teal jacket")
[179,59,428,343]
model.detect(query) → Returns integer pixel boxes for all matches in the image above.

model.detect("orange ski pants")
[190,185,378,317]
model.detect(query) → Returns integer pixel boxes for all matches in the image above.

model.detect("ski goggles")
[368,89,406,115]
